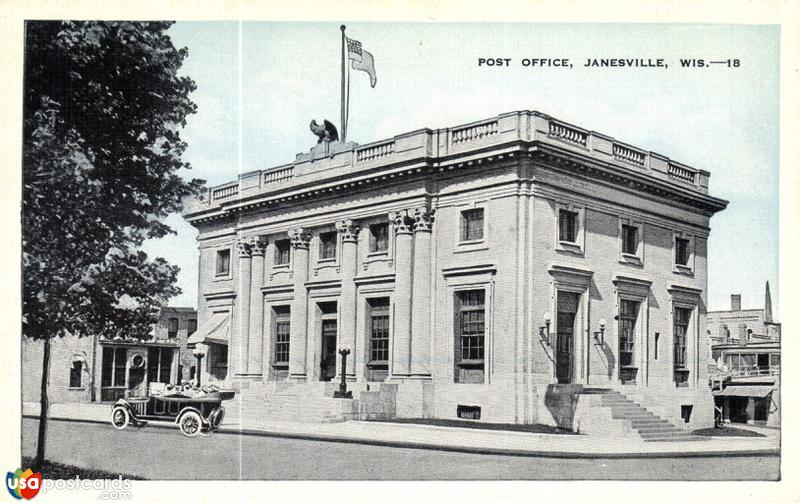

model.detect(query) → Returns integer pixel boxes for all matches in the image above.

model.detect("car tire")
[178,410,203,437]
[111,407,129,430]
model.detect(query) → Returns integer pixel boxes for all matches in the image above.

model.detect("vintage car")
[110,384,235,437]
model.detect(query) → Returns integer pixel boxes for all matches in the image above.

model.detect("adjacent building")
[22,307,198,404]
[184,110,728,430]
[707,284,780,426]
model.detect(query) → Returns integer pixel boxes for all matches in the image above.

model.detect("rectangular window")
[621,224,638,255]
[114,347,127,387]
[559,209,578,243]
[168,317,179,338]
[147,347,174,384]
[369,223,389,253]
[675,237,690,266]
[69,361,82,388]
[273,306,291,365]
[460,209,484,242]
[674,307,691,369]
[319,231,337,260]
[369,298,390,363]
[618,300,639,368]
[215,249,231,276]
[458,290,485,362]
[275,239,291,265]
[188,319,197,336]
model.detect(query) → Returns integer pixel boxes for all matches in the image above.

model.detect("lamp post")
[192,343,208,387]
[333,348,353,398]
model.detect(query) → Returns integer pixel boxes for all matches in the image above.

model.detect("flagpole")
[340,24,347,142]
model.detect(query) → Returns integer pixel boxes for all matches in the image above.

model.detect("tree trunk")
[33,337,51,469]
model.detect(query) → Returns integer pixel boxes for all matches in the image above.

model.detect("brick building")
[184,111,728,434]
[22,307,197,404]
[707,283,780,426]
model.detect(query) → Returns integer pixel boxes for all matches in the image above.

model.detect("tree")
[22,21,203,468]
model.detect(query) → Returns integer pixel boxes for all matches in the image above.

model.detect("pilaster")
[336,219,360,379]
[233,238,252,377]
[288,228,311,380]
[410,207,434,376]
[247,236,267,376]
[389,210,413,377]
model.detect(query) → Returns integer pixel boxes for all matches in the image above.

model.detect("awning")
[187,312,230,346]
[713,385,773,398]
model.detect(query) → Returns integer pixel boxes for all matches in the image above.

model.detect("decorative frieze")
[335,219,360,243]
[288,228,312,249]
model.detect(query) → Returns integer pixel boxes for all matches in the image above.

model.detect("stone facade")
[22,307,197,404]
[184,110,727,429]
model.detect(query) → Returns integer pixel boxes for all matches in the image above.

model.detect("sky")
[143,22,780,315]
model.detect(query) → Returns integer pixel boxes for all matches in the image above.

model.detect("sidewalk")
[23,402,780,458]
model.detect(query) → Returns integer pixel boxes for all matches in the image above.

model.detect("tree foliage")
[22,21,204,341]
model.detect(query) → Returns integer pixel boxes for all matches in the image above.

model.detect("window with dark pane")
[215,248,230,276]
[168,317,179,338]
[159,348,173,383]
[459,290,485,361]
[275,239,291,265]
[674,307,691,368]
[319,231,337,260]
[618,299,639,367]
[675,237,690,266]
[69,361,82,388]
[369,223,389,253]
[113,347,127,387]
[188,319,197,335]
[460,208,484,242]
[558,209,578,243]
[621,224,638,255]
[369,298,390,363]
[273,306,291,364]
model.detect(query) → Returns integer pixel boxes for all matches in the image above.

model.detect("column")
[389,210,413,377]
[410,207,433,377]
[288,228,311,380]
[247,236,267,376]
[234,238,252,377]
[336,219,360,379]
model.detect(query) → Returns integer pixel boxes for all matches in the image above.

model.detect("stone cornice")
[184,110,729,226]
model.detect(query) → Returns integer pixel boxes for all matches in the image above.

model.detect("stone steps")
[579,389,704,443]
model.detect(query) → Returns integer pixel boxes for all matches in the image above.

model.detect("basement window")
[681,405,693,424]
[457,405,481,420]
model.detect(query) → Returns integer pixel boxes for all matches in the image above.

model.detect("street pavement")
[23,402,780,458]
[21,418,780,480]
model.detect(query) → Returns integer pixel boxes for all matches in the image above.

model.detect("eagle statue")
[309,119,340,144]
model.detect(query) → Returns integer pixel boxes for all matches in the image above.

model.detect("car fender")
[175,406,208,426]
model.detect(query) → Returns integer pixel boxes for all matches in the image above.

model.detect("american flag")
[347,38,362,56]
[346,36,376,88]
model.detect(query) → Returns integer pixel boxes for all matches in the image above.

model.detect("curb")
[23,414,781,460]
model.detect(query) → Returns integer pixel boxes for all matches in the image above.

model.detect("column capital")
[248,236,268,256]
[335,219,360,242]
[388,210,413,235]
[237,238,252,257]
[412,207,435,233]
[288,228,312,249]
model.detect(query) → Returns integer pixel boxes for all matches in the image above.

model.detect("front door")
[556,291,579,384]
[320,319,338,381]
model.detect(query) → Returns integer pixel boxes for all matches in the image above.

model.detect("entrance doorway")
[320,319,338,381]
[556,291,579,384]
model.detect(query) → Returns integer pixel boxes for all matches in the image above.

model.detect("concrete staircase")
[580,388,705,442]
[228,381,360,424]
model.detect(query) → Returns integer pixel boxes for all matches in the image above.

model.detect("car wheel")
[111,407,129,430]
[178,410,203,437]
[208,407,225,429]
